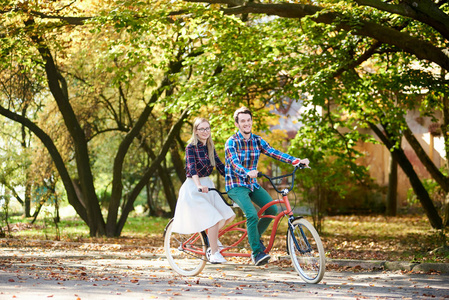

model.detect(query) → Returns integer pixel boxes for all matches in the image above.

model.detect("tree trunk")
[21,110,32,218]
[25,18,103,235]
[171,141,186,183]
[403,127,449,193]
[393,146,443,228]
[445,193,449,228]
[115,109,189,236]
[147,180,160,217]
[24,182,31,218]
[386,150,398,216]
[145,182,153,216]
[369,123,443,229]
[158,163,177,215]
[106,102,155,236]
[106,59,188,237]
[31,198,45,224]
[442,87,449,227]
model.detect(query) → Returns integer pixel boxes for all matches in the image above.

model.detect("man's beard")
[242,128,251,134]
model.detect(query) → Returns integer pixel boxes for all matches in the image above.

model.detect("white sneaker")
[209,251,227,264]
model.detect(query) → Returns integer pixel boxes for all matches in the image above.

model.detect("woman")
[171,118,235,264]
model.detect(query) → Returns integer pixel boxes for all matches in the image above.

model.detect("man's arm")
[225,139,250,178]
[259,138,296,164]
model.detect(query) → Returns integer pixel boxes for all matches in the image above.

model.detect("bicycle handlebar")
[198,163,307,199]
[255,163,305,194]
[197,187,234,206]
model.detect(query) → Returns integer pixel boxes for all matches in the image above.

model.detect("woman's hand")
[198,186,209,193]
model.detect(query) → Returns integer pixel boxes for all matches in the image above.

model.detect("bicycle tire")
[287,218,325,284]
[164,219,207,276]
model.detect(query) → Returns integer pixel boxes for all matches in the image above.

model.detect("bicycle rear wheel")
[287,218,325,284]
[164,219,207,276]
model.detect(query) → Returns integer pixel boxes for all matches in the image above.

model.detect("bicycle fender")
[290,216,304,222]
[163,218,175,238]
[163,218,209,248]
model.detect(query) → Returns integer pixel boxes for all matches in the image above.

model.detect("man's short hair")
[234,106,252,123]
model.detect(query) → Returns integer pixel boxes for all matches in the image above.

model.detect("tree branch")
[353,0,449,39]
[184,1,449,71]
[0,104,88,223]
[29,11,91,25]
[115,108,190,236]
[403,126,449,193]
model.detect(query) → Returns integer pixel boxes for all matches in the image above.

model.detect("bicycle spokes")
[287,218,325,284]
[164,221,208,276]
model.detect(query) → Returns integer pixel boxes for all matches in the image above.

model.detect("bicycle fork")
[287,216,313,255]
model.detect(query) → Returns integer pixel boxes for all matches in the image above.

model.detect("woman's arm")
[185,144,198,176]
[193,174,208,193]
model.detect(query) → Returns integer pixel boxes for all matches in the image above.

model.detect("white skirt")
[171,177,235,234]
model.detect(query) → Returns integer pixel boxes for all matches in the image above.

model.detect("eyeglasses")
[197,127,211,133]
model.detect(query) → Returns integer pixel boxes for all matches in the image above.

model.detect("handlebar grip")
[245,172,263,183]
[246,172,263,183]
[198,187,211,192]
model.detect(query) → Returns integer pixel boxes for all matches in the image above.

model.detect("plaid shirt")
[225,131,296,191]
[185,142,225,178]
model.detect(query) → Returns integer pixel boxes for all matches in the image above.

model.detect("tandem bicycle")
[163,165,325,284]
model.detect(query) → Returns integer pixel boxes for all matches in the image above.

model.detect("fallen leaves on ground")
[1,215,447,264]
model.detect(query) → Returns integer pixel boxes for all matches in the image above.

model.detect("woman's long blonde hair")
[189,118,217,167]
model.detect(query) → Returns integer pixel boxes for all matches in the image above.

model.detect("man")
[225,106,309,266]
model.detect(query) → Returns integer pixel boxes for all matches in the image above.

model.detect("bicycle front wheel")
[164,219,207,276]
[287,218,325,284]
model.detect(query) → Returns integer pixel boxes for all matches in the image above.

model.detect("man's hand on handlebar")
[247,170,259,178]
[293,158,310,168]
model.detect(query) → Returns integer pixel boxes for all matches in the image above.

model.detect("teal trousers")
[227,186,278,256]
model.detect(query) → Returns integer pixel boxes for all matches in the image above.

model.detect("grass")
[2,213,448,263]
[2,215,168,240]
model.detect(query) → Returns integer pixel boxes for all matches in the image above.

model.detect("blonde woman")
[171,118,235,264]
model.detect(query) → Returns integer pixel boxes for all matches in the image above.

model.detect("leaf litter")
[1,215,448,299]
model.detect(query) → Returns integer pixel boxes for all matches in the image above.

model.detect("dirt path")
[1,240,449,299]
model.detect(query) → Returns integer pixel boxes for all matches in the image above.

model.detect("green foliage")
[1,0,448,234]
[288,103,375,227]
